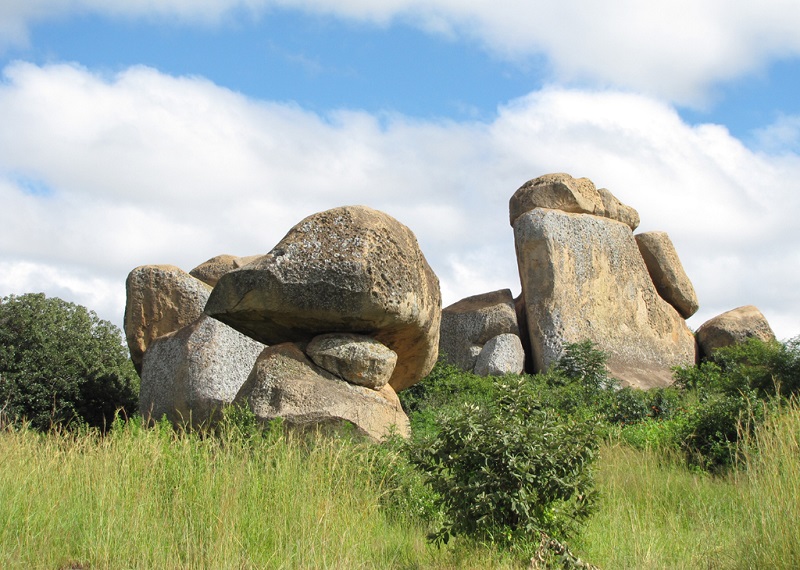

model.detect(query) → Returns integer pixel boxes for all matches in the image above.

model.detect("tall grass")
[574,400,800,569]
[0,417,518,570]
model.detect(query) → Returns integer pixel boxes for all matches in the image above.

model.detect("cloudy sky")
[1,1,799,340]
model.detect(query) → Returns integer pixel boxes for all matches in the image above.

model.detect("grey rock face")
[635,232,699,318]
[234,343,410,442]
[124,265,212,374]
[139,315,265,427]
[473,334,526,377]
[306,333,397,389]
[696,305,775,358]
[514,208,696,388]
[439,289,519,372]
[204,205,441,392]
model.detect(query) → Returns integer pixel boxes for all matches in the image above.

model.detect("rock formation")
[473,333,526,377]
[696,305,776,358]
[189,254,261,287]
[124,265,212,374]
[439,289,520,373]
[204,205,441,392]
[139,315,264,427]
[512,174,697,388]
[234,343,410,442]
[306,333,397,390]
[635,232,699,318]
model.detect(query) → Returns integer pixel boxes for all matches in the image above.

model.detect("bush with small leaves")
[408,375,600,551]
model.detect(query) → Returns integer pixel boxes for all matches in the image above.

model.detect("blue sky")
[1,1,800,340]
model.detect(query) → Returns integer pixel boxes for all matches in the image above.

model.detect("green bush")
[408,376,600,550]
[0,293,138,431]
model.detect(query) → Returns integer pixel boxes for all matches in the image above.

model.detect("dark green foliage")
[407,375,600,549]
[0,293,138,431]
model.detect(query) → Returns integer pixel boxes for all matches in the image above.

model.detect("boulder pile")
[126,172,777,438]
[126,205,440,440]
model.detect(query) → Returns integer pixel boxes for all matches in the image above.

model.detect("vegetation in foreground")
[1,293,799,568]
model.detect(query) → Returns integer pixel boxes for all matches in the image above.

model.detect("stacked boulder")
[510,173,698,388]
[438,289,525,376]
[126,205,440,441]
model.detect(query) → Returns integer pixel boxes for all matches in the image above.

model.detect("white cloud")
[3,1,800,103]
[1,61,799,341]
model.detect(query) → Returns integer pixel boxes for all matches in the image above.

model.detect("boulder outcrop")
[509,173,605,227]
[635,232,699,318]
[306,333,397,390]
[598,187,640,230]
[513,208,696,388]
[234,343,410,441]
[189,254,261,287]
[124,265,212,374]
[139,315,264,427]
[204,205,441,392]
[473,333,526,377]
[439,289,519,372]
[696,305,776,358]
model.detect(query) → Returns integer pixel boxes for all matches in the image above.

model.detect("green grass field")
[1,402,798,569]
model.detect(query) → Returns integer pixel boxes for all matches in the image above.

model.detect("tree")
[0,293,139,431]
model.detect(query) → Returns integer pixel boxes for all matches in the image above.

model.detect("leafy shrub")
[0,293,138,431]
[408,376,600,549]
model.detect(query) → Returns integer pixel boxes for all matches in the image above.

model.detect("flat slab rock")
[234,343,410,442]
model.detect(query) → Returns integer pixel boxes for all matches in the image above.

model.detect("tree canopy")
[0,293,138,431]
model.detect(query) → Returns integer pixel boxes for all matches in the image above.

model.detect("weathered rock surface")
[139,315,265,427]
[696,305,775,358]
[306,333,397,389]
[124,265,212,374]
[514,208,696,388]
[636,232,699,318]
[598,187,640,231]
[473,333,526,377]
[234,343,410,441]
[509,173,605,227]
[439,289,519,372]
[204,206,441,392]
[189,254,261,287]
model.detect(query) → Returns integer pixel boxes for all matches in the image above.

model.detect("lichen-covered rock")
[306,333,397,390]
[598,187,640,230]
[204,206,441,392]
[139,315,264,427]
[473,334,526,377]
[124,265,212,374]
[509,173,605,227]
[514,208,696,388]
[234,343,410,441]
[189,254,261,287]
[439,289,519,372]
[696,305,776,358]
[636,231,699,318]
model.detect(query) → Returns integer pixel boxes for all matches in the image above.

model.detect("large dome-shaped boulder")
[204,206,441,392]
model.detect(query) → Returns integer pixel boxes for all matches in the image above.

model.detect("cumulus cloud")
[3,1,800,103]
[1,61,799,339]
